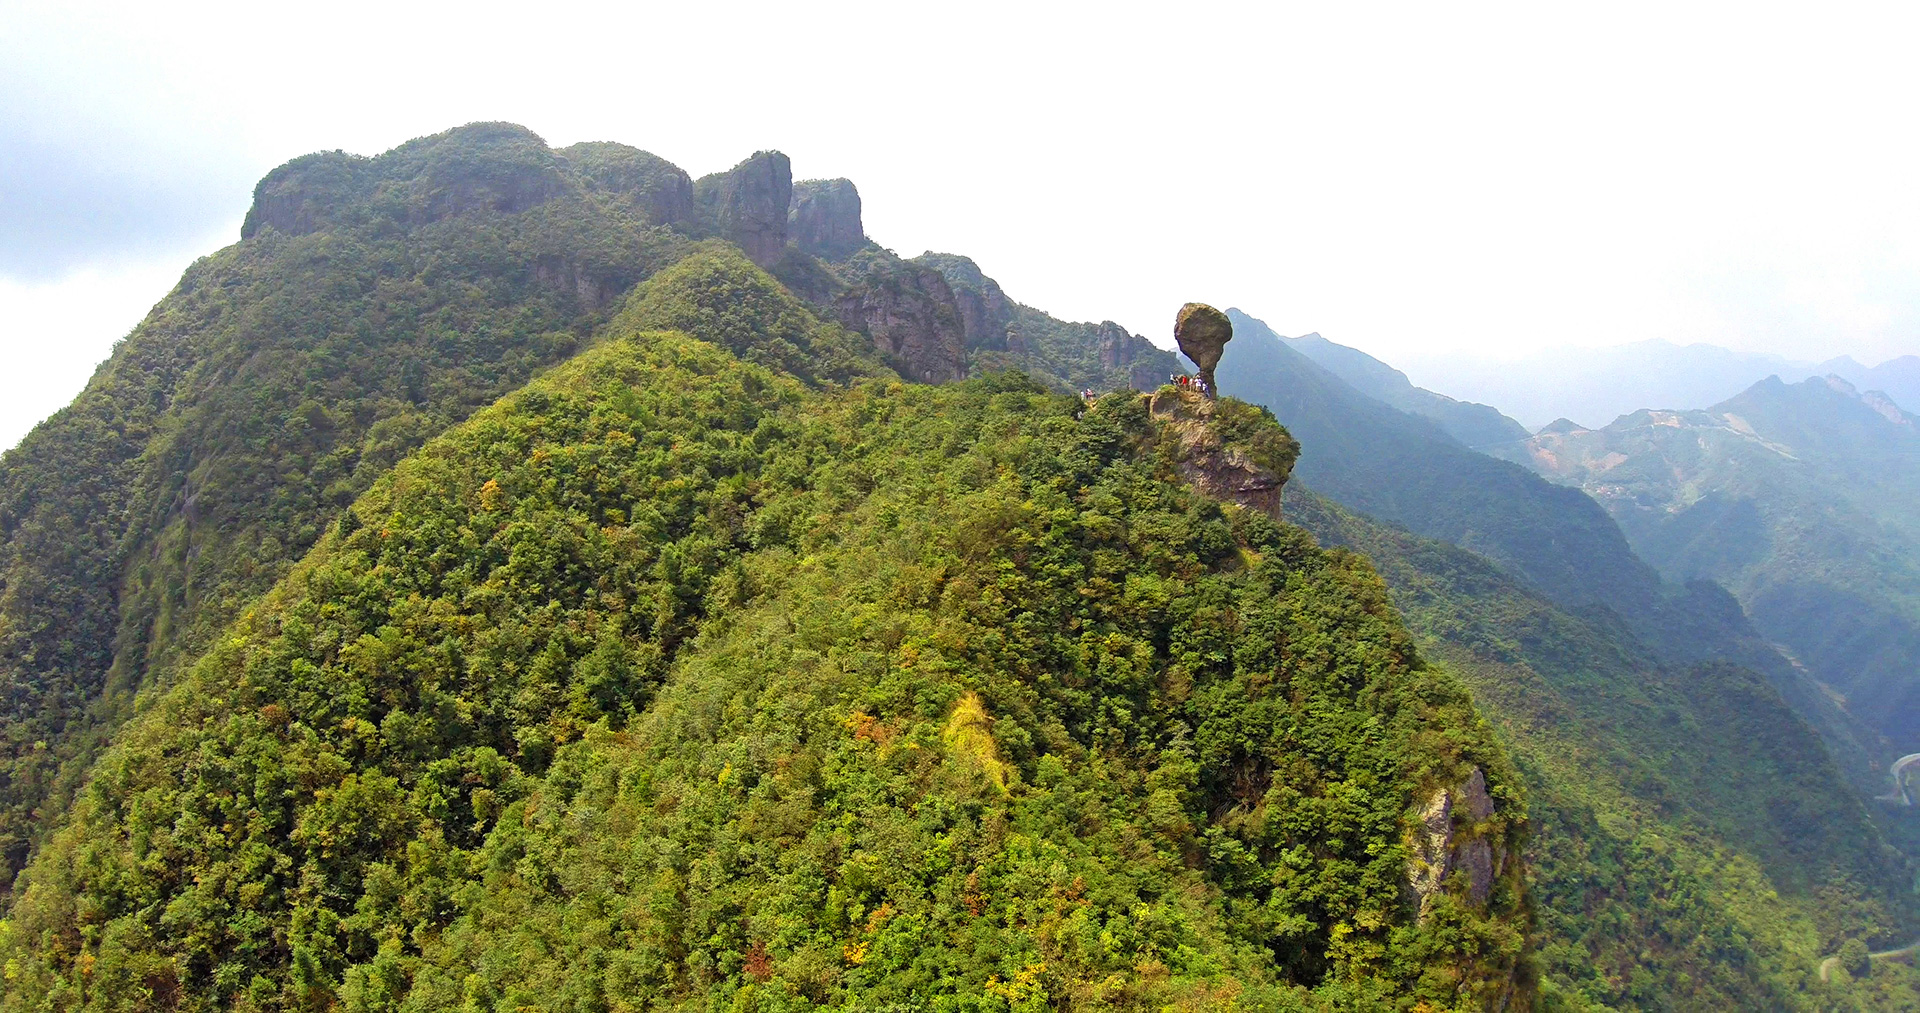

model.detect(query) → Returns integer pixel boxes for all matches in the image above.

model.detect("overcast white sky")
[5,1,1920,449]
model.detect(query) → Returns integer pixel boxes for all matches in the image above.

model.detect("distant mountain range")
[1276,330,1530,447]
[1212,309,1909,1008]
[1490,373,1920,753]
[1396,339,1920,430]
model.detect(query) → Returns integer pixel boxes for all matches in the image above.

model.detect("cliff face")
[695,151,792,266]
[1408,766,1509,913]
[788,178,867,260]
[919,254,1015,351]
[1096,320,1172,390]
[833,264,968,384]
[1148,386,1297,518]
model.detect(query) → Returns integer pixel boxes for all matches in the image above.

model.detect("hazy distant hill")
[1212,310,1912,1008]
[1497,373,1920,752]
[1814,353,1920,416]
[1398,339,1920,430]
[1274,329,1530,447]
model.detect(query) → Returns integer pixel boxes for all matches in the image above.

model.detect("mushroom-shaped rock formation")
[1174,302,1232,397]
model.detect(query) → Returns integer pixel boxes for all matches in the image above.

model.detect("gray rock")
[834,265,968,384]
[789,179,867,260]
[1174,302,1233,396]
[1149,388,1289,518]
[695,151,793,267]
[1408,765,1503,915]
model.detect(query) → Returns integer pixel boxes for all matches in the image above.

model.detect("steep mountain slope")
[1815,354,1920,414]
[1209,312,1917,1004]
[3,118,1912,1011]
[1278,331,1528,448]
[2,253,1529,1011]
[1496,374,1920,750]
[1215,311,1881,785]
[1288,487,1911,1010]
[0,123,730,883]
[0,123,1187,905]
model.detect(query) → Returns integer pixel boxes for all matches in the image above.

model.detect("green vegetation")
[0,123,706,885]
[4,119,1914,1011]
[1492,376,1920,756]
[0,256,1527,1008]
[1291,486,1915,1009]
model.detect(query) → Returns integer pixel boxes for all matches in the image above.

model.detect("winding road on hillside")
[1821,753,1920,981]
[1819,936,1920,983]
[1876,753,1920,805]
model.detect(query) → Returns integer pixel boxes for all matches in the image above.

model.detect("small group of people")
[1080,388,1098,401]
[1168,373,1210,396]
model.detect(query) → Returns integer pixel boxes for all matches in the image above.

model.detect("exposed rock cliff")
[789,178,867,260]
[914,253,1014,351]
[1148,386,1297,518]
[695,151,792,266]
[1096,321,1173,391]
[833,264,968,384]
[1408,766,1509,915]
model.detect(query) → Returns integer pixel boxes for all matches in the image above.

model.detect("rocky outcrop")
[532,257,612,310]
[913,253,1014,351]
[558,141,695,227]
[1174,302,1233,396]
[242,150,364,238]
[789,179,867,260]
[243,123,569,238]
[834,265,968,384]
[1148,387,1295,518]
[1408,766,1507,916]
[1096,321,1172,391]
[695,151,793,267]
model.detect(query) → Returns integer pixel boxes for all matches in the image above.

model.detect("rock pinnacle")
[1174,303,1232,398]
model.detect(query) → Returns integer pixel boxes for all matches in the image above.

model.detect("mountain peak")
[788,178,866,260]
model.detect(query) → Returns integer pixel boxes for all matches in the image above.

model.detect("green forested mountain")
[1212,312,1917,1007]
[1494,374,1920,757]
[0,123,703,885]
[1218,311,1881,786]
[0,121,1913,1011]
[0,227,1530,1007]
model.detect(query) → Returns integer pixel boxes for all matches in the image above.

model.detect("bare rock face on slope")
[1408,766,1508,915]
[1097,321,1173,391]
[1174,302,1233,396]
[1148,386,1295,518]
[834,265,969,384]
[695,151,793,266]
[789,179,867,260]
